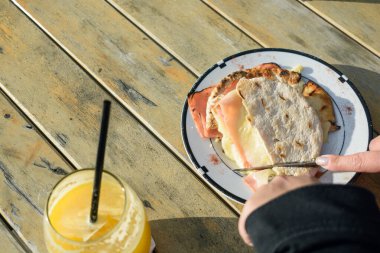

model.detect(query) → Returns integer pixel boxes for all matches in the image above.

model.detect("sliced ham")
[187,79,239,139]
[187,86,221,138]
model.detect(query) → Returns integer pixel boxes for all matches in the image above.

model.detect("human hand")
[238,176,318,246]
[315,136,380,172]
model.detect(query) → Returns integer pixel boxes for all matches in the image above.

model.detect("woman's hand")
[238,176,318,246]
[316,136,380,172]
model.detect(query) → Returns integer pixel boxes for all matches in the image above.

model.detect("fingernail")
[316,156,329,166]
[247,240,254,247]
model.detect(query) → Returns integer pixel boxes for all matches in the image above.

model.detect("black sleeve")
[245,184,380,253]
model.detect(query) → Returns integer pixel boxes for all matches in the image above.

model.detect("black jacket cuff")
[245,184,380,253]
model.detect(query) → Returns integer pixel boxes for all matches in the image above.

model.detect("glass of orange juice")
[43,169,151,253]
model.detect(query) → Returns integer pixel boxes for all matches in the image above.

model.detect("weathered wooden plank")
[0,2,249,252]
[300,0,380,57]
[13,0,380,211]
[0,90,72,252]
[13,0,194,159]
[19,0,379,146]
[0,216,26,252]
[199,0,379,132]
[12,0,245,212]
[12,0,260,157]
[107,0,261,76]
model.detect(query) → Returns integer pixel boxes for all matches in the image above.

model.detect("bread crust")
[303,80,340,141]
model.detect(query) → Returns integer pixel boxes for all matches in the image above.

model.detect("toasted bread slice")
[205,71,247,129]
[237,77,323,174]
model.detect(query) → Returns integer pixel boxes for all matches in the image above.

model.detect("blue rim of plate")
[181,48,373,203]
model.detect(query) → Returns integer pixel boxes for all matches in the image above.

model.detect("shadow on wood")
[150,217,252,253]
[333,64,380,133]
[302,0,379,3]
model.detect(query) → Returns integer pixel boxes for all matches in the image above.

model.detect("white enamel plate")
[181,49,373,203]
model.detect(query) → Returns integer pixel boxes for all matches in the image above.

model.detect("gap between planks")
[106,0,201,77]
[0,211,31,253]
[203,0,380,59]
[298,0,380,58]
[0,84,80,171]
[108,0,380,141]
[10,0,379,216]
[10,0,242,215]
[200,0,269,48]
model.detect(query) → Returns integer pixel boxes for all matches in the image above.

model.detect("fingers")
[238,212,253,246]
[316,136,380,172]
[369,136,380,151]
[238,197,255,246]
[243,175,257,192]
[238,218,253,246]
[316,151,380,172]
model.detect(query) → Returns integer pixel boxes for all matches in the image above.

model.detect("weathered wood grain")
[11,0,260,157]
[0,216,26,252]
[300,0,380,57]
[13,0,194,160]
[0,2,249,252]
[20,0,379,152]
[12,0,245,212]
[107,0,261,75]
[0,89,72,252]
[202,0,380,132]
[13,0,380,211]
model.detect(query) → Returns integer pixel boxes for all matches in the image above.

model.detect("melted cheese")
[291,64,303,73]
[212,90,272,168]
[212,65,311,188]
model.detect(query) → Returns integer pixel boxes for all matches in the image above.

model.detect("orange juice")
[43,169,151,253]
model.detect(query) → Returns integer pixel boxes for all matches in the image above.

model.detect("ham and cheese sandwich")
[187,63,338,187]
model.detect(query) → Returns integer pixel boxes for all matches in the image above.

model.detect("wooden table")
[0,0,379,252]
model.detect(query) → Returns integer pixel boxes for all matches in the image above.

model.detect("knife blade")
[233,160,318,174]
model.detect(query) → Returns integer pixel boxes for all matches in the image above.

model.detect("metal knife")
[233,160,318,174]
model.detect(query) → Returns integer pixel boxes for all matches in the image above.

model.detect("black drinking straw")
[90,100,111,223]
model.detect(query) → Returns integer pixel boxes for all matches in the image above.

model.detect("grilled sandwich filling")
[212,90,272,170]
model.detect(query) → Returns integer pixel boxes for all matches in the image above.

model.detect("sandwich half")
[237,77,323,188]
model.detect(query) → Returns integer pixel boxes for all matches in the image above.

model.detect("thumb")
[316,152,380,172]
[369,136,380,151]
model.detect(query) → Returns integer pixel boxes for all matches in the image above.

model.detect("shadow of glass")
[150,217,253,253]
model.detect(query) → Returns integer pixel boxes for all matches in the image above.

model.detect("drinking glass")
[43,169,151,253]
